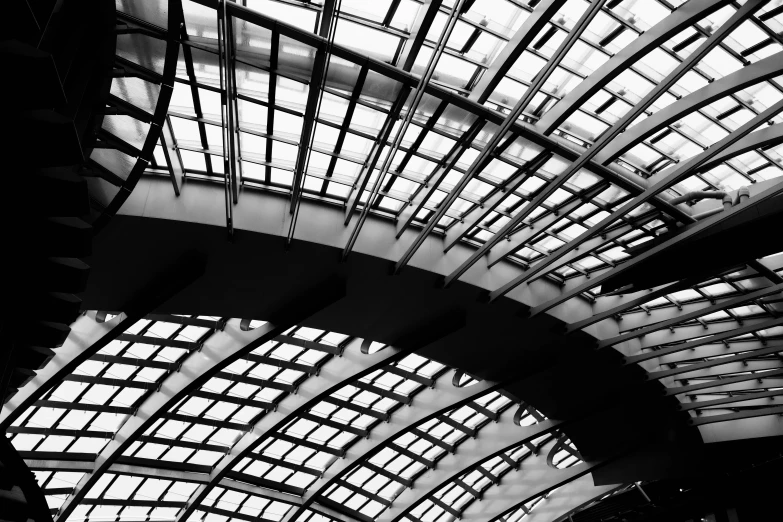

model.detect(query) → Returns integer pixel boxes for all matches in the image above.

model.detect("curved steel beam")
[600,51,783,162]
[469,0,565,104]
[380,415,562,522]
[489,474,617,522]
[537,0,734,134]
[147,0,688,225]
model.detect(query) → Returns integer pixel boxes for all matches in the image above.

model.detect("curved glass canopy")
[7,1,783,522]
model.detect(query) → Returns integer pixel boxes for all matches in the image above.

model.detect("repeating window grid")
[128,328,345,467]
[66,473,199,522]
[8,317,216,458]
[321,390,515,520]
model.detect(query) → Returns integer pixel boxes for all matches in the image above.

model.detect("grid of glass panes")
[124,327,347,468]
[229,353,447,496]
[408,432,561,522]
[8,316,215,461]
[319,390,514,520]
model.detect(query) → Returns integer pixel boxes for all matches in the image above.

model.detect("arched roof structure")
[5,1,783,522]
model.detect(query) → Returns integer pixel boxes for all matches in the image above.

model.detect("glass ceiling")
[12,1,783,522]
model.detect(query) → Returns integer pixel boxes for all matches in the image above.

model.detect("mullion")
[321,65,369,196]
[180,25,214,175]
[265,30,279,183]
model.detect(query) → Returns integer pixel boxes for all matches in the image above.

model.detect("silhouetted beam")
[457,447,601,522]
[650,344,783,381]
[690,405,783,426]
[565,277,702,334]
[496,476,617,522]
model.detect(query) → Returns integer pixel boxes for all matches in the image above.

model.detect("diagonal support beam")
[598,282,783,349]
[676,122,783,178]
[397,0,443,73]
[600,48,782,162]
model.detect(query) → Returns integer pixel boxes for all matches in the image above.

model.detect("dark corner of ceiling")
[1,1,116,519]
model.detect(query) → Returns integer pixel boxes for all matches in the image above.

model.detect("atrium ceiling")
[5,1,783,522]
